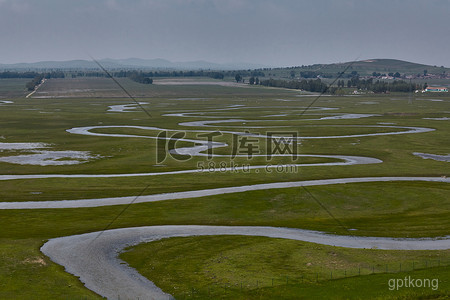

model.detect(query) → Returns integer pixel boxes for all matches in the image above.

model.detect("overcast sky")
[0,0,449,67]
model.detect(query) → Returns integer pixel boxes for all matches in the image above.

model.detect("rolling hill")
[269,59,450,78]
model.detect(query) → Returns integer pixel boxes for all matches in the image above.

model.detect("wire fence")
[64,257,450,299]
[170,257,450,299]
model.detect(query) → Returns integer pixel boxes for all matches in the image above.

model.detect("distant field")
[33,77,122,98]
[152,77,245,87]
[32,77,285,98]
[0,77,449,299]
[0,79,28,98]
[28,77,450,101]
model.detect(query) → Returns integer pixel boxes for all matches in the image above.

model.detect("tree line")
[0,71,40,79]
[249,76,420,94]
[343,77,419,93]
[110,70,265,80]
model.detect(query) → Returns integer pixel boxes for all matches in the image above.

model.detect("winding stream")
[1,103,447,299]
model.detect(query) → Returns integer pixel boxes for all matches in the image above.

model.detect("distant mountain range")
[0,58,448,76]
[0,58,269,71]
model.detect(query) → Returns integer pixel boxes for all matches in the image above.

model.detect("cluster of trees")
[346,77,418,93]
[25,74,45,91]
[24,72,65,91]
[74,72,108,78]
[337,71,359,78]
[248,76,260,85]
[250,76,418,94]
[209,72,225,79]
[243,70,266,77]
[373,80,418,93]
[124,71,153,84]
[371,71,401,78]
[259,78,328,93]
[336,80,347,87]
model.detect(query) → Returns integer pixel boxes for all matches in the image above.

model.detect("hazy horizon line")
[1,57,447,69]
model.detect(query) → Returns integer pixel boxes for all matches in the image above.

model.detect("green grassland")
[0,77,449,299]
[0,182,448,239]
[0,239,100,299]
[121,235,450,300]
[0,78,29,98]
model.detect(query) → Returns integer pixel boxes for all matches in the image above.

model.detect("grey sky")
[0,0,449,67]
